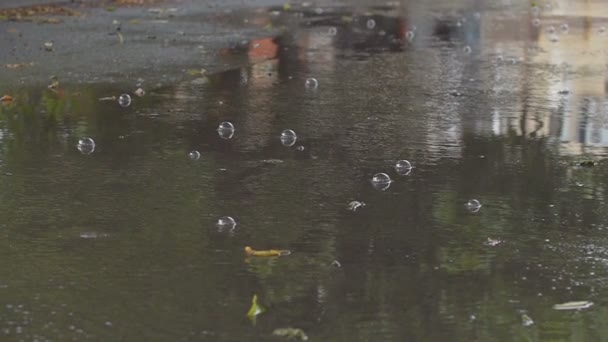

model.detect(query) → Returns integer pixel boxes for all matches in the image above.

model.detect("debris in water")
[553,301,594,310]
[484,238,502,247]
[47,76,59,90]
[521,313,534,326]
[577,160,597,167]
[98,96,116,102]
[331,260,342,268]
[244,246,291,257]
[347,201,366,212]
[272,327,309,340]
[5,63,34,69]
[0,95,13,104]
[134,88,145,97]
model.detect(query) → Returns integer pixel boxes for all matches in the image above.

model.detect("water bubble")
[561,23,569,33]
[77,137,95,155]
[280,129,297,147]
[600,26,606,34]
[296,145,305,151]
[463,45,472,54]
[405,31,415,42]
[532,18,541,27]
[371,173,392,191]
[547,26,555,34]
[188,150,201,160]
[366,19,376,30]
[328,27,337,36]
[216,216,236,232]
[217,122,235,139]
[118,94,131,107]
[305,78,318,89]
[473,12,481,20]
[531,6,540,17]
[496,55,504,63]
[465,199,482,213]
[456,20,462,27]
[394,160,413,175]
[549,34,559,43]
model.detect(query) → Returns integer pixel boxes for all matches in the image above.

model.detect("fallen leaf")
[553,301,594,310]
[1,95,13,103]
[246,294,265,324]
[48,80,59,90]
[5,63,34,69]
[245,246,291,257]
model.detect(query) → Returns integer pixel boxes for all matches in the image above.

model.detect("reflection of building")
[475,1,608,155]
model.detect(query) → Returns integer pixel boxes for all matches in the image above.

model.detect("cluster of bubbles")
[370,159,414,191]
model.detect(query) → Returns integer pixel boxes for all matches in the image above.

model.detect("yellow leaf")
[244,246,291,257]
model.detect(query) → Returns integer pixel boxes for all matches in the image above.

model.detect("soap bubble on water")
[546,26,555,34]
[216,216,237,232]
[280,129,297,147]
[532,18,541,27]
[188,150,201,160]
[305,78,318,89]
[463,45,472,54]
[118,94,131,107]
[77,137,95,155]
[531,6,540,17]
[371,173,392,191]
[405,30,415,42]
[465,199,482,213]
[328,27,337,36]
[394,160,413,176]
[217,121,235,139]
[561,23,569,33]
[366,19,376,30]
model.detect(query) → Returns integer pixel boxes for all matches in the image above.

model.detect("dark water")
[2,1,608,341]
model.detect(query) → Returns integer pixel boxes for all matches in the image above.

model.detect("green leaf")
[246,294,265,324]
